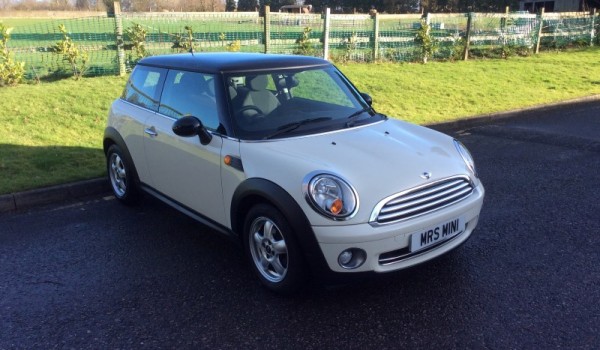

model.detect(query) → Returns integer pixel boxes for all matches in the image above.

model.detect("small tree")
[52,24,88,79]
[172,26,199,53]
[0,23,25,86]
[414,19,438,64]
[125,23,148,64]
[294,27,315,56]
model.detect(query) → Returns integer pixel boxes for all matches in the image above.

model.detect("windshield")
[225,66,383,140]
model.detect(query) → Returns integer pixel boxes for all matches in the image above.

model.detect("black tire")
[106,144,139,205]
[243,203,308,294]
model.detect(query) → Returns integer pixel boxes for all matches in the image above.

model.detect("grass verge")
[341,48,600,124]
[1,48,600,194]
[0,76,126,194]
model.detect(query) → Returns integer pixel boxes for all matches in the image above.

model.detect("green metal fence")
[4,8,599,80]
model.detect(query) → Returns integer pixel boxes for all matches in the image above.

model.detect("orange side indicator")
[329,198,344,215]
[224,155,232,165]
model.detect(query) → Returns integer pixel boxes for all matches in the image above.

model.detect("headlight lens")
[454,140,477,177]
[306,174,358,220]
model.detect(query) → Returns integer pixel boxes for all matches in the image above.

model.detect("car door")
[143,69,226,225]
[116,65,167,185]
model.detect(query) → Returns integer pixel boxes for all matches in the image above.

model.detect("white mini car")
[104,53,484,293]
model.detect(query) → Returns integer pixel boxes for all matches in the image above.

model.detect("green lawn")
[1,47,599,194]
[342,48,600,124]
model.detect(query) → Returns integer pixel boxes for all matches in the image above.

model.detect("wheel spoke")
[253,231,262,246]
[263,220,274,240]
[273,240,287,255]
[259,255,270,270]
[271,258,286,276]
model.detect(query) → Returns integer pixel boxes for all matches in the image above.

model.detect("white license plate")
[410,216,465,253]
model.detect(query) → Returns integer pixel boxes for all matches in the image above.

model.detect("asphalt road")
[1,100,599,349]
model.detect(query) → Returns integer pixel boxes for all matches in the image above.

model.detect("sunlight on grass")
[341,48,600,124]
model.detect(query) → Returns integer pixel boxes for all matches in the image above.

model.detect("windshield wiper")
[263,117,332,140]
[345,107,374,128]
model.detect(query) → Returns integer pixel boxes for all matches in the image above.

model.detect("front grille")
[372,176,473,225]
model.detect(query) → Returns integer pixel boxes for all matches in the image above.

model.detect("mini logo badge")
[420,172,432,180]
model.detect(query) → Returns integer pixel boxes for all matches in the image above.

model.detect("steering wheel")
[238,105,265,123]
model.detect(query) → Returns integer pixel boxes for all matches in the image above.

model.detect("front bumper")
[312,184,485,273]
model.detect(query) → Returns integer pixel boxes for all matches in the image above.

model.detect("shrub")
[172,26,199,53]
[125,23,148,64]
[0,23,25,86]
[294,27,315,56]
[52,24,88,79]
[414,19,438,64]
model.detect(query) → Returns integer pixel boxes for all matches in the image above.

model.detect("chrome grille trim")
[369,175,474,225]
[385,179,465,207]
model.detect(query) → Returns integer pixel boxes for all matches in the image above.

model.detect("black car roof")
[138,53,331,73]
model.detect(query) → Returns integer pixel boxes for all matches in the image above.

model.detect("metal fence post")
[263,6,271,54]
[323,8,331,60]
[463,12,473,61]
[535,8,545,54]
[113,1,126,76]
[372,12,380,61]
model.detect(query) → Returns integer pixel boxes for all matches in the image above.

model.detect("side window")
[121,65,166,111]
[158,70,219,131]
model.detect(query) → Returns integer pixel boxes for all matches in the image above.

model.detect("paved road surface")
[1,100,599,349]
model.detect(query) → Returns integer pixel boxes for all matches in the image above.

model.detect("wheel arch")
[103,126,140,184]
[230,178,330,275]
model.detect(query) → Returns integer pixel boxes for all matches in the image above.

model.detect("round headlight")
[454,140,477,177]
[305,174,358,220]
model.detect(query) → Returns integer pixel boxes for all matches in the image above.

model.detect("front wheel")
[107,144,139,205]
[243,204,307,294]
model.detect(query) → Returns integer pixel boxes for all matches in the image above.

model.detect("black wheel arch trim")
[231,178,331,276]
[103,126,140,185]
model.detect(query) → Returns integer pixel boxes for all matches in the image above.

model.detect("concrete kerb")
[0,178,110,214]
[1,94,599,214]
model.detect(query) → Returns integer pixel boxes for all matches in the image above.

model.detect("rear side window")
[122,65,167,111]
[158,70,219,130]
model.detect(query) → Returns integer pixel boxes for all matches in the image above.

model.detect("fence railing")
[5,6,599,80]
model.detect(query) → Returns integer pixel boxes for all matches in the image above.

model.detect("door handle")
[144,127,158,137]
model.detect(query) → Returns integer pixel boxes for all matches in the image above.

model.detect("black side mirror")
[360,93,373,106]
[172,116,212,145]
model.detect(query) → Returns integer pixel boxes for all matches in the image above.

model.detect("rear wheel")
[107,144,139,205]
[243,204,307,294]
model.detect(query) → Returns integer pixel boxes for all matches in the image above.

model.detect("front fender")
[230,178,330,275]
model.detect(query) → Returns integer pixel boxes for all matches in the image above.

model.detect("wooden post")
[263,5,271,54]
[323,8,331,60]
[535,7,545,54]
[590,8,597,46]
[463,12,473,61]
[113,1,126,76]
[501,6,509,32]
[372,12,380,61]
